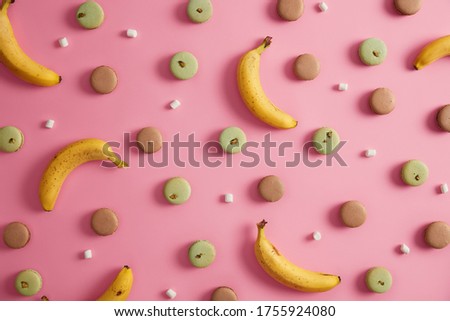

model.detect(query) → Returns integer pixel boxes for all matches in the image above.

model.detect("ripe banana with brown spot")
[97,266,133,301]
[414,35,450,70]
[0,0,61,86]
[254,220,341,292]
[237,36,298,129]
[39,138,127,212]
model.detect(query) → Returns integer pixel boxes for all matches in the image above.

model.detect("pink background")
[1,0,449,301]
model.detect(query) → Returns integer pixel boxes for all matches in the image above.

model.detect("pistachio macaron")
[219,126,247,154]
[401,160,429,186]
[359,38,387,66]
[0,126,24,153]
[365,267,392,293]
[188,240,216,268]
[163,177,191,205]
[76,1,105,29]
[187,0,213,23]
[170,52,198,80]
[312,127,341,155]
[15,269,43,296]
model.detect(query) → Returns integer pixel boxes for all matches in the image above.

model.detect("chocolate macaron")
[3,222,31,249]
[91,208,119,236]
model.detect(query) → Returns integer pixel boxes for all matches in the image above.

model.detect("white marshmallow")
[318,2,329,12]
[170,100,181,109]
[338,83,349,91]
[365,149,376,157]
[224,193,234,203]
[165,289,176,299]
[312,231,322,241]
[400,243,410,255]
[84,249,93,259]
[45,119,55,129]
[440,183,448,194]
[126,29,138,38]
[58,37,69,48]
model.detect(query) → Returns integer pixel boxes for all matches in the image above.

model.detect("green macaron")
[76,1,105,29]
[359,38,387,66]
[170,52,198,80]
[15,269,43,296]
[188,240,216,268]
[187,0,213,23]
[163,177,191,205]
[0,126,24,153]
[219,126,247,154]
[312,127,340,155]
[365,267,392,293]
[401,160,429,186]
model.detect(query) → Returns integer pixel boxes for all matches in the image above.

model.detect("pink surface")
[1,0,449,301]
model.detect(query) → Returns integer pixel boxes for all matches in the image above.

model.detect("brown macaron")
[394,0,422,15]
[136,127,163,153]
[369,88,395,115]
[436,105,450,132]
[211,286,238,301]
[424,221,449,249]
[293,54,320,80]
[276,0,304,21]
[340,200,367,228]
[3,222,31,249]
[258,175,284,202]
[90,65,118,94]
[91,208,119,236]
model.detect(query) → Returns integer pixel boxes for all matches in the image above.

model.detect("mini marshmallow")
[338,83,349,91]
[224,193,234,203]
[365,149,376,157]
[400,243,410,255]
[318,2,329,12]
[312,231,322,241]
[440,183,448,194]
[165,289,176,299]
[84,249,93,259]
[58,37,69,48]
[170,100,181,109]
[126,29,138,38]
[45,119,55,129]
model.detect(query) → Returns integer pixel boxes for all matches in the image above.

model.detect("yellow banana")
[39,138,127,212]
[254,220,341,292]
[237,36,298,129]
[0,0,61,86]
[97,266,133,301]
[413,35,450,70]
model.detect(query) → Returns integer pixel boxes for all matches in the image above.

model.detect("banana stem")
[255,37,272,54]
[257,220,268,229]
[1,0,13,11]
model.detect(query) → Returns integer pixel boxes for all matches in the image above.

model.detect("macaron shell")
[401,160,429,186]
[293,53,320,80]
[188,240,216,268]
[90,66,118,94]
[312,127,341,155]
[163,177,191,205]
[340,200,367,228]
[277,0,304,21]
[424,221,449,249]
[359,38,387,66]
[211,286,238,301]
[15,269,42,296]
[258,175,284,202]
[187,0,213,23]
[394,0,422,15]
[170,52,198,80]
[0,126,24,153]
[436,105,450,132]
[91,208,119,236]
[76,1,105,29]
[365,267,392,293]
[3,222,31,249]
[369,87,395,115]
[219,126,247,154]
[136,127,163,153]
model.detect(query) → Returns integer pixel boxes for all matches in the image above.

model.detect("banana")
[97,266,133,301]
[413,35,450,70]
[0,0,61,86]
[237,36,298,129]
[39,138,127,212]
[254,220,341,292]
